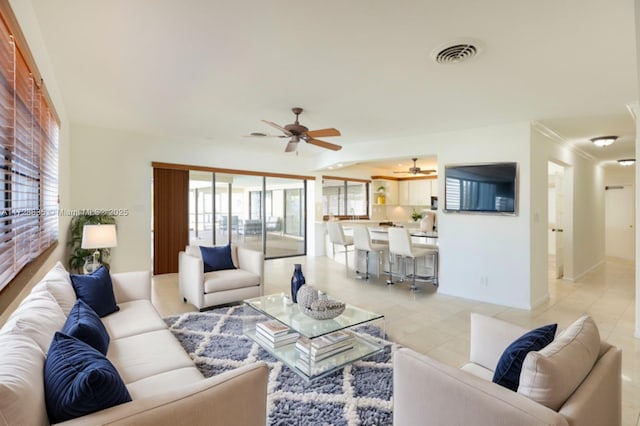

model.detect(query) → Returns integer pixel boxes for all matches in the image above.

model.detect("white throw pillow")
[517,315,600,410]
[32,261,76,315]
[0,332,48,426]
[2,291,67,353]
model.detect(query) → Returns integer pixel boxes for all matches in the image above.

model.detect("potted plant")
[411,208,423,222]
[68,213,116,273]
[375,185,386,204]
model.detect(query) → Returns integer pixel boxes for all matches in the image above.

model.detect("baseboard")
[571,258,605,282]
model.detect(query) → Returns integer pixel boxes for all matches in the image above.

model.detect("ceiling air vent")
[431,39,482,64]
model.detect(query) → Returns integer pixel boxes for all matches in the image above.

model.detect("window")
[250,190,272,220]
[322,176,369,219]
[0,8,59,291]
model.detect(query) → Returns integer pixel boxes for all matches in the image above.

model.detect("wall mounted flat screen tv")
[444,162,518,215]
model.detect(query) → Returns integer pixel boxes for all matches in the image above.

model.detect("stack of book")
[295,330,354,369]
[254,320,299,348]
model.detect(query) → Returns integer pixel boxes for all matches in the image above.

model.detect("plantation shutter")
[0,15,14,286]
[0,8,59,292]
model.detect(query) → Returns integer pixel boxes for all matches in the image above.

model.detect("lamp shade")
[81,224,118,249]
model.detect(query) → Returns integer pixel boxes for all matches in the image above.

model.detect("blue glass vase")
[291,264,306,303]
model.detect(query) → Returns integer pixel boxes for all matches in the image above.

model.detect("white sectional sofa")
[393,313,621,426]
[0,262,268,426]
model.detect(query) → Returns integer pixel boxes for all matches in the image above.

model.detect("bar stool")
[353,226,388,280]
[327,221,354,266]
[387,227,438,290]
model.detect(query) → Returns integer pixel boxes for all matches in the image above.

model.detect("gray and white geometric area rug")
[164,305,397,425]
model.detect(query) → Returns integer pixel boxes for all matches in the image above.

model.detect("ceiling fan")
[257,107,342,153]
[394,158,436,175]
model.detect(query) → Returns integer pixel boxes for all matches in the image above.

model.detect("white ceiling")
[28,0,637,170]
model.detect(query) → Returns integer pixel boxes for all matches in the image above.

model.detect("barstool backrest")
[388,227,414,257]
[327,221,347,245]
[353,226,373,251]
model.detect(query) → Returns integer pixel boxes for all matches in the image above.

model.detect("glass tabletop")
[244,293,383,339]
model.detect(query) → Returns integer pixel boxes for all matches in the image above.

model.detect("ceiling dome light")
[590,136,618,147]
[617,158,635,166]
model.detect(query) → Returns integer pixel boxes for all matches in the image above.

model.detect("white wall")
[70,124,324,271]
[316,121,605,309]
[634,0,640,338]
[314,122,539,308]
[531,125,605,286]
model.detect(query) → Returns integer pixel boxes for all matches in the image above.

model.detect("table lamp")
[81,224,118,274]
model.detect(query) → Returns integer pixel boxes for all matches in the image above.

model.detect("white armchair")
[179,244,264,311]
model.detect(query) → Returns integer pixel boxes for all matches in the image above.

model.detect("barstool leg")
[364,251,370,280]
[386,251,394,285]
[433,251,439,287]
[410,257,418,291]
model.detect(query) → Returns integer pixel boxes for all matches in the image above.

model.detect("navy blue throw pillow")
[200,244,236,273]
[62,299,110,355]
[44,332,131,423]
[492,323,557,391]
[70,266,119,317]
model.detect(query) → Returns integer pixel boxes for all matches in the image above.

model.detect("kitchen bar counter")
[367,227,438,246]
[338,224,437,281]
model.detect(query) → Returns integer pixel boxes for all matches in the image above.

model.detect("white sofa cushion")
[102,299,168,340]
[2,291,66,353]
[0,332,48,426]
[204,269,260,293]
[518,315,600,410]
[107,329,196,384]
[126,367,204,399]
[31,261,76,316]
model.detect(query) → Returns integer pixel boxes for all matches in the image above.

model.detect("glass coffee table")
[243,293,385,381]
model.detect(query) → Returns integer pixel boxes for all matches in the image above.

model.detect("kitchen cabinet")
[409,179,430,206]
[398,181,408,205]
[399,179,434,206]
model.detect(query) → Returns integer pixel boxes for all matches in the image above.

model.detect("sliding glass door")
[265,177,306,258]
[187,171,306,259]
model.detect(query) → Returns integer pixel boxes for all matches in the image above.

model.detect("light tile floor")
[152,253,639,425]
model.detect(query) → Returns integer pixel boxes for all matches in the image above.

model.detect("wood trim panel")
[153,168,189,275]
[151,162,316,181]
[371,175,437,181]
[321,175,371,183]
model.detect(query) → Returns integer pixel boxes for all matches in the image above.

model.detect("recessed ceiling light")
[617,158,635,166]
[590,136,618,147]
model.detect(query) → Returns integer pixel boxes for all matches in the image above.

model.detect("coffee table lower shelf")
[245,329,383,381]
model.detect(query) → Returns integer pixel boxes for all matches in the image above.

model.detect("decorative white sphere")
[296,284,318,308]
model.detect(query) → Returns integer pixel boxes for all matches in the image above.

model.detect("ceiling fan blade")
[285,140,298,152]
[243,132,287,138]
[261,120,293,137]
[305,137,342,151]
[418,169,437,175]
[305,128,341,138]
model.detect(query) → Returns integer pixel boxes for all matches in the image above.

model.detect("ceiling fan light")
[617,158,635,166]
[590,135,618,147]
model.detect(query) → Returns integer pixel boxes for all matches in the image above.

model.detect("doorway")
[605,185,635,260]
[548,162,566,279]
